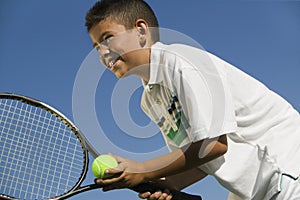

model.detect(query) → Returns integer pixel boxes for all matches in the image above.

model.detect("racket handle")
[131,182,202,200]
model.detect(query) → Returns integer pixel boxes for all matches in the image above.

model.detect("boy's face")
[89,19,151,78]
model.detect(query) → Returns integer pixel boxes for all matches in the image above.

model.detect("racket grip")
[131,182,202,200]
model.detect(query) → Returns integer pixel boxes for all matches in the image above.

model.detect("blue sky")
[1,1,299,200]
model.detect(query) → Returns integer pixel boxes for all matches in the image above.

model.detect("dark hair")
[85,0,159,42]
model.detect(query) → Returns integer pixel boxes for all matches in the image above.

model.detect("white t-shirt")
[141,42,300,199]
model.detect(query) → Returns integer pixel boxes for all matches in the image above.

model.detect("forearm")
[144,134,227,181]
[164,168,208,190]
[95,134,227,191]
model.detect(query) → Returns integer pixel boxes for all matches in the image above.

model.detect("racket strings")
[0,98,85,199]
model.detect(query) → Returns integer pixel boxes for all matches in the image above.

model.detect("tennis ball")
[92,155,118,179]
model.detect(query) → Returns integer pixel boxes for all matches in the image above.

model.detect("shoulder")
[154,42,221,70]
[152,42,204,57]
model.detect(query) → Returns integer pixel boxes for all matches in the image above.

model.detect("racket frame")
[0,92,201,200]
[0,92,97,200]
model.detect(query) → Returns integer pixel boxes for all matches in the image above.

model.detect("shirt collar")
[145,42,165,86]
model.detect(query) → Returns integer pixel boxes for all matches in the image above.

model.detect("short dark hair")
[85,0,159,42]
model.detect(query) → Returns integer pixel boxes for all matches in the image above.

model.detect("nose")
[96,44,111,64]
[96,43,110,55]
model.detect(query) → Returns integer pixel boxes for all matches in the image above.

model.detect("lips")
[108,57,119,68]
[103,49,121,70]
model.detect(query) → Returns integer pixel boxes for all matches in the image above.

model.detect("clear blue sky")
[0,1,299,200]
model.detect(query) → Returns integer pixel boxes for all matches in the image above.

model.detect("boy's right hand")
[138,177,177,200]
[138,190,173,200]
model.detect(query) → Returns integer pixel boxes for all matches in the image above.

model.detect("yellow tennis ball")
[92,155,118,179]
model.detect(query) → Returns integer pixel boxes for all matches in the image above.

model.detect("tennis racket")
[0,92,202,200]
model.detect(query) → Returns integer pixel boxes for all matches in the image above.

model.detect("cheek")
[113,36,140,55]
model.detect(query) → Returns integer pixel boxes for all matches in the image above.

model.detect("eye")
[94,34,114,53]
[101,35,113,46]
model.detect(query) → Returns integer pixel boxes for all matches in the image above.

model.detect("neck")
[124,47,151,82]
[125,64,150,83]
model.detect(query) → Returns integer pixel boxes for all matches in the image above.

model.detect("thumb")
[105,163,124,175]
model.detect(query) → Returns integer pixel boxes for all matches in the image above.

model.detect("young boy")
[85,0,300,199]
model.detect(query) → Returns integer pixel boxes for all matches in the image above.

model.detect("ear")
[135,19,149,47]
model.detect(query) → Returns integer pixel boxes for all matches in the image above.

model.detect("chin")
[115,69,130,79]
[114,72,124,79]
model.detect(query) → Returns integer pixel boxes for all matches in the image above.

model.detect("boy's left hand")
[94,154,147,191]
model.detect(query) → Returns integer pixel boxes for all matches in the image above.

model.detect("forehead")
[89,19,127,43]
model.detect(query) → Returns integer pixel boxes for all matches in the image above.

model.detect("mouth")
[106,56,121,71]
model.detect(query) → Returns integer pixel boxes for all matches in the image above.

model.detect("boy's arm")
[96,134,227,191]
[143,134,226,181]
[138,168,207,199]
[161,167,208,191]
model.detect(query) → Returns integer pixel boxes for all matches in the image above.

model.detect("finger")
[138,192,151,199]
[148,191,162,200]
[105,160,127,176]
[162,189,172,200]
[158,193,171,200]
[94,178,105,186]
[163,189,170,195]
[105,167,123,175]
[95,175,123,185]
[166,194,173,200]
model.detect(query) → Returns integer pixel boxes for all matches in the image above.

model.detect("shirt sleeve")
[170,50,237,142]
